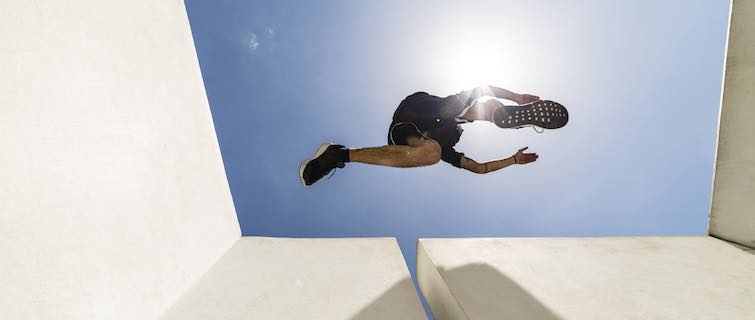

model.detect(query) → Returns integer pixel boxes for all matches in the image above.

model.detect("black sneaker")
[299,143,347,186]
[493,100,569,130]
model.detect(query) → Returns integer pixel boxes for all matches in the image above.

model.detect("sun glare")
[436,34,507,89]
[426,29,538,147]
[430,27,536,93]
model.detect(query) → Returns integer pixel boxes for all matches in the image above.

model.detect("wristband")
[513,156,518,164]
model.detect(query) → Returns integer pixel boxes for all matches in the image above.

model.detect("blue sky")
[185,0,729,315]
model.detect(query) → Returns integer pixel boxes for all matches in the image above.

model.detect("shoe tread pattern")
[493,100,568,130]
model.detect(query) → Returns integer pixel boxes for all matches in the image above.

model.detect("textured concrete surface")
[162,237,427,320]
[710,0,755,248]
[0,1,240,318]
[418,237,755,320]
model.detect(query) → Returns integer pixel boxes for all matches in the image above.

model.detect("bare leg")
[458,99,504,123]
[349,137,441,167]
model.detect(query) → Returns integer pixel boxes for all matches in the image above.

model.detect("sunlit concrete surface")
[0,1,240,318]
[418,237,755,320]
[710,0,755,248]
[162,237,427,320]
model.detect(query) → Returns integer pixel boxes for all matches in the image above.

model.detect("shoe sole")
[299,142,333,186]
[493,100,568,130]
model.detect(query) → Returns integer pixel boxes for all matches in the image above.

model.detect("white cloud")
[249,33,259,50]
[266,27,275,36]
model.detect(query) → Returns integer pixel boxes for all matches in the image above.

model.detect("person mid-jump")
[299,86,568,186]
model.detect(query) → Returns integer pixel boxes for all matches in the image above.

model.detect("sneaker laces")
[326,162,345,180]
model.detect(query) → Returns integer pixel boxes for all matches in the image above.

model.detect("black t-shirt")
[388,92,467,168]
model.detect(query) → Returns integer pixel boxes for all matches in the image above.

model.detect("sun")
[435,34,507,90]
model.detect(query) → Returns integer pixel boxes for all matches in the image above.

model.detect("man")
[300,85,564,186]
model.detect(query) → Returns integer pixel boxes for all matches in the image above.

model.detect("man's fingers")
[515,147,539,164]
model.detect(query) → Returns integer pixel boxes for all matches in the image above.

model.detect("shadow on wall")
[437,263,560,319]
[351,263,561,320]
[718,238,755,256]
[349,278,428,320]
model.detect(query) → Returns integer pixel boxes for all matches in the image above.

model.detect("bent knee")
[417,139,441,166]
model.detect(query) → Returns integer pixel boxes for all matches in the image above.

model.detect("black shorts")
[387,91,473,146]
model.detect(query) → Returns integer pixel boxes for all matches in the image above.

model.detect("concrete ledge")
[418,237,755,320]
[0,1,239,318]
[710,0,755,248]
[162,237,426,320]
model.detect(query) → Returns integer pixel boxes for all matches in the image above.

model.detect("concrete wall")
[163,237,427,320]
[418,237,755,320]
[0,1,240,318]
[709,0,755,248]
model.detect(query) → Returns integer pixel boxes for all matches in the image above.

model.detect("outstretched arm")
[465,86,540,105]
[460,147,538,174]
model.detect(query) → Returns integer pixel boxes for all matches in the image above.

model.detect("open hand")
[516,94,540,105]
[513,147,538,164]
